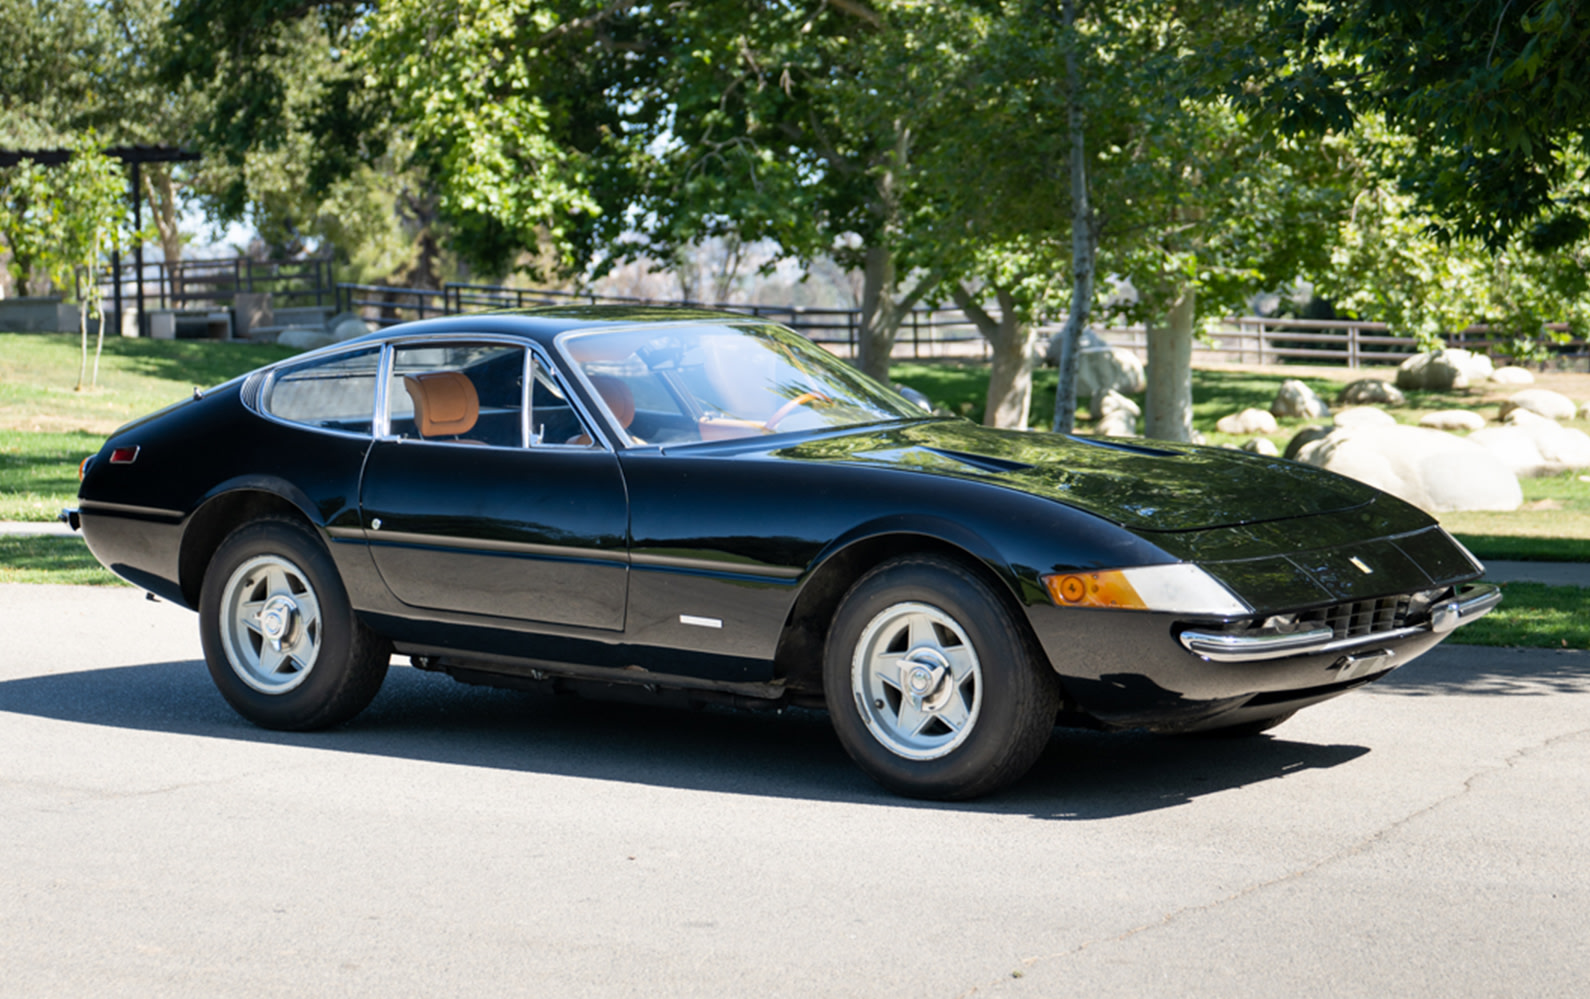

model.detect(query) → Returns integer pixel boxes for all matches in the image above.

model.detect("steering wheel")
[763,391,832,431]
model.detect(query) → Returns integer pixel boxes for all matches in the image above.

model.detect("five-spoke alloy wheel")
[825,555,1060,799]
[200,518,389,730]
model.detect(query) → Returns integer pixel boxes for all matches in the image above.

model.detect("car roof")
[340,305,778,351]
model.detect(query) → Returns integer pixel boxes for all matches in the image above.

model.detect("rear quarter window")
[261,347,382,434]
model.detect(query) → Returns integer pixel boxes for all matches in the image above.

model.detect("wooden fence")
[328,280,1589,369]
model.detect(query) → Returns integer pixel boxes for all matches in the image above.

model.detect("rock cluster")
[1291,425,1522,513]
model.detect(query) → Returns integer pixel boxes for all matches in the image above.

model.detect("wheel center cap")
[900,648,951,710]
[259,595,299,647]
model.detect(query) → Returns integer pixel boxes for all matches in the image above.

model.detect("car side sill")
[397,644,789,700]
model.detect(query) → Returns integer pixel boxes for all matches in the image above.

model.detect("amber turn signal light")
[1043,570,1147,610]
[1042,564,1249,616]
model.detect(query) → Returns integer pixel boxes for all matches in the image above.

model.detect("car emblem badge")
[1349,556,1373,574]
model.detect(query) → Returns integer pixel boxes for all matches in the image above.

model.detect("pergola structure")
[0,144,201,334]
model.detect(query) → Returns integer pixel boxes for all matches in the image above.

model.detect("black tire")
[1193,711,1296,739]
[823,555,1061,800]
[199,517,389,730]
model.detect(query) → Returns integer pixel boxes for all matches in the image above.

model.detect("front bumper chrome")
[1178,583,1502,663]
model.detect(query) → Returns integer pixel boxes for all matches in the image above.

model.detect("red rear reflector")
[109,446,140,464]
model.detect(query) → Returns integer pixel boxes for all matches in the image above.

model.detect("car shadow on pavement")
[0,658,1368,820]
[1369,643,1590,697]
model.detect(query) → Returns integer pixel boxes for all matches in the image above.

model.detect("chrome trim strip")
[1178,627,1337,662]
[1179,583,1502,662]
[367,529,629,564]
[521,349,534,447]
[630,551,803,580]
[1430,582,1503,633]
[373,342,392,438]
[679,615,724,629]
[78,499,183,522]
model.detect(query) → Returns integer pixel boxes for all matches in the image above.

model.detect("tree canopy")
[5,0,1589,432]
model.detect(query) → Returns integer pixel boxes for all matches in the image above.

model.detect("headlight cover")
[1042,563,1249,617]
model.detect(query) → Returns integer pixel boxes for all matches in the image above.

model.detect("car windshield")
[557,322,925,445]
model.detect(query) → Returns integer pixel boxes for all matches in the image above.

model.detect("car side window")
[261,347,383,435]
[387,343,529,448]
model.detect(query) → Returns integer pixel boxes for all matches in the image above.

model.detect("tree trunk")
[141,165,184,300]
[1144,285,1196,442]
[857,244,903,381]
[91,229,105,386]
[1050,0,1097,435]
[954,283,1033,429]
[75,265,88,392]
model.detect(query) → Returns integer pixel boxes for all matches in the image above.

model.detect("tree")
[1261,0,1590,252]
[49,139,128,389]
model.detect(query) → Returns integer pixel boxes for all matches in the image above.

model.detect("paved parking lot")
[3,582,1587,997]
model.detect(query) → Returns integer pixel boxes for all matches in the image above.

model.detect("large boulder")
[328,311,374,342]
[1395,348,1493,391]
[1293,425,1521,513]
[1419,409,1486,432]
[1271,379,1330,420]
[1241,437,1279,456]
[1337,379,1406,406]
[1470,408,1590,474]
[277,327,335,351]
[1095,389,1139,437]
[1283,425,1334,460]
[1499,388,1579,422]
[1216,407,1278,435]
[1333,406,1397,429]
[1489,365,1535,386]
[1077,346,1146,397]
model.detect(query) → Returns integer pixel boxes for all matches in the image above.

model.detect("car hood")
[768,419,1378,533]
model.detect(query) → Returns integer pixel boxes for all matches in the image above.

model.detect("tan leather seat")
[403,371,479,439]
[568,375,640,445]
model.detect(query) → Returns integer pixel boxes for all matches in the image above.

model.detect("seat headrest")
[589,374,636,430]
[403,371,479,438]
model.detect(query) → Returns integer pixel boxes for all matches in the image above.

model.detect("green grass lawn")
[0,534,121,585]
[1450,582,1590,650]
[0,332,296,520]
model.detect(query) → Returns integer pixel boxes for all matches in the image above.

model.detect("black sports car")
[67,307,1499,799]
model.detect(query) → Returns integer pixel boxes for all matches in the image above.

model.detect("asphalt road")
[3,583,1587,998]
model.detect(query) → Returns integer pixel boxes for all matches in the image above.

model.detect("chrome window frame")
[376,332,612,452]
[252,342,388,441]
[248,333,614,451]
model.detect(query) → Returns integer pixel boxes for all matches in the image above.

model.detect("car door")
[358,338,629,631]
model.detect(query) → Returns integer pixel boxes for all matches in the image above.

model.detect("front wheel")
[824,555,1060,800]
[199,518,389,730]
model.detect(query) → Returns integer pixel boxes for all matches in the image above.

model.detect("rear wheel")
[824,555,1060,800]
[199,518,389,730]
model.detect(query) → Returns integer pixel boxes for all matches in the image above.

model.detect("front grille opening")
[1209,588,1448,642]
